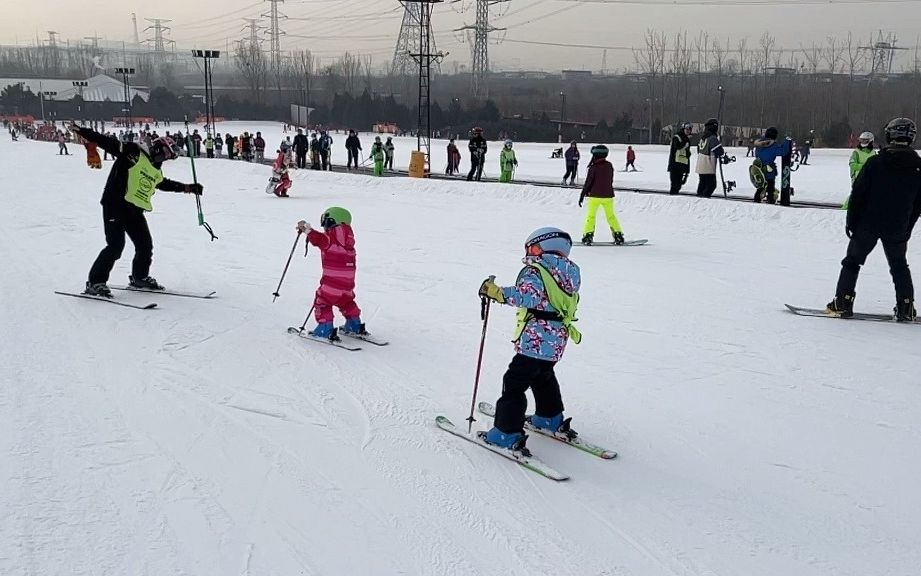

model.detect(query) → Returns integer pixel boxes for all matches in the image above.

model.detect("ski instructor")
[70,123,203,298]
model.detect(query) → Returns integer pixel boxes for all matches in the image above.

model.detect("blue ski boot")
[528,413,578,440]
[480,427,531,456]
[342,316,369,335]
[310,322,340,341]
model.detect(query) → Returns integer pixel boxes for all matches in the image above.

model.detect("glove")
[578,196,584,208]
[513,159,518,166]
[478,277,505,303]
[184,183,203,195]
[296,220,312,233]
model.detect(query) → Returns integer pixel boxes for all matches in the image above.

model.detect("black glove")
[845,226,853,238]
[681,173,688,184]
[578,196,584,208]
[185,183,204,195]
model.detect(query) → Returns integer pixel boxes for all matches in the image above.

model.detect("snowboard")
[55,291,157,310]
[578,239,648,247]
[435,415,569,481]
[784,304,919,324]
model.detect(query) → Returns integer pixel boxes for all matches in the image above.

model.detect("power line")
[556,0,917,4]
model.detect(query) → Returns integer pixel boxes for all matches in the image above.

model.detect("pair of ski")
[578,238,648,247]
[55,285,216,309]
[287,326,389,351]
[785,304,920,324]
[437,402,617,482]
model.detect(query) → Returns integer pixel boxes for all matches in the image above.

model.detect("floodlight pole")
[192,50,221,133]
[114,67,135,128]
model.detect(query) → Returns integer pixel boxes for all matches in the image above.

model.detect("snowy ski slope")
[1,132,920,576]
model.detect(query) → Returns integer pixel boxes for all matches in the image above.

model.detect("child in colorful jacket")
[296,207,367,341]
[478,227,582,454]
[270,150,292,197]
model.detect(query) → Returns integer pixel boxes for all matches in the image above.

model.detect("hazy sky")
[1,0,919,72]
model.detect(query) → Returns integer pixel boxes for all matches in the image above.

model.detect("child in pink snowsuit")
[271,150,292,196]
[296,207,366,340]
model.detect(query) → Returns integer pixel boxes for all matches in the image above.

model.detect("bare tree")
[235,41,268,105]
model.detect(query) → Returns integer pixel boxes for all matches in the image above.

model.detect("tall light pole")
[72,80,88,121]
[114,67,135,128]
[559,91,566,143]
[40,90,57,122]
[192,50,220,133]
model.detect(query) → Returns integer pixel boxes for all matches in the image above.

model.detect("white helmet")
[858,131,874,142]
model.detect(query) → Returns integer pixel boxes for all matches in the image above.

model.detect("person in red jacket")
[296,207,367,341]
[579,144,625,245]
[625,146,637,171]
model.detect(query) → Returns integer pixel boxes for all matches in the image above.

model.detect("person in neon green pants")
[370,136,386,176]
[499,139,518,183]
[578,144,624,245]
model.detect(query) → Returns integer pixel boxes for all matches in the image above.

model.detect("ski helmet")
[504,139,513,148]
[765,127,779,139]
[375,136,381,142]
[524,227,572,258]
[858,131,874,142]
[590,144,609,158]
[320,207,352,229]
[884,117,916,145]
[680,121,692,131]
[704,118,719,130]
[147,135,179,164]
[472,126,483,134]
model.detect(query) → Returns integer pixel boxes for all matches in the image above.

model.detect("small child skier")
[579,145,625,245]
[625,146,637,171]
[843,131,877,209]
[268,149,292,197]
[370,136,386,176]
[81,135,102,169]
[499,139,517,183]
[296,207,368,341]
[478,227,582,455]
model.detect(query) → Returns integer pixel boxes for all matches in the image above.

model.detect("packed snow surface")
[2,127,920,576]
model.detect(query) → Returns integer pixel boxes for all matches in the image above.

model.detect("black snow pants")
[493,354,565,435]
[696,174,718,198]
[669,171,686,195]
[296,151,307,169]
[89,203,153,284]
[835,231,914,301]
[563,162,578,183]
[347,148,360,169]
[467,154,484,181]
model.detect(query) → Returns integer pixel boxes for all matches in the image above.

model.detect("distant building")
[0,75,149,102]
[561,70,593,81]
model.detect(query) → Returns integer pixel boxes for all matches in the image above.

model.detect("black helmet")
[765,126,778,139]
[590,144,609,158]
[884,117,917,145]
[704,118,719,130]
[679,121,692,130]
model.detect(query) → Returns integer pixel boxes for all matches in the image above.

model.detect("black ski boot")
[84,281,112,298]
[826,293,855,318]
[613,231,625,245]
[581,232,594,246]
[129,275,165,290]
[895,298,917,322]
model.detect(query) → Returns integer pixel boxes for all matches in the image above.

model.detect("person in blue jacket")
[751,127,792,204]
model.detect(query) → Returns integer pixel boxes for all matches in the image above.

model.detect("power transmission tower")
[144,18,176,56]
[262,0,286,71]
[392,2,440,77]
[242,18,261,48]
[406,0,445,171]
[455,0,508,99]
[859,31,908,77]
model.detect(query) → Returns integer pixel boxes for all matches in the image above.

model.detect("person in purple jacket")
[562,141,580,186]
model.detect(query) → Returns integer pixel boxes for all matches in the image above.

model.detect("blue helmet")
[525,227,572,257]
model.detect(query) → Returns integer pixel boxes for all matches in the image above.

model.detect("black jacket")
[293,133,309,153]
[668,131,692,173]
[468,135,487,156]
[848,145,921,240]
[75,127,185,208]
[345,134,362,151]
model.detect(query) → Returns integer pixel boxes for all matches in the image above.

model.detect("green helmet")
[590,144,609,158]
[320,206,352,229]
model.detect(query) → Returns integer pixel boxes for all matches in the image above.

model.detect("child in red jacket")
[296,207,367,341]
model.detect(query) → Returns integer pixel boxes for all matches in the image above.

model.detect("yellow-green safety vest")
[513,263,582,344]
[125,154,164,212]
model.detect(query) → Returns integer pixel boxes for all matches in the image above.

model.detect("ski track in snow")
[2,130,921,576]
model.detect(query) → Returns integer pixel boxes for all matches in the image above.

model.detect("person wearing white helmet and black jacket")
[695,118,724,198]
[827,117,921,322]
[71,124,203,298]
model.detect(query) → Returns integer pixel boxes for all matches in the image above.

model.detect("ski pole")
[467,282,493,433]
[273,229,303,302]
[296,304,316,333]
[184,120,218,241]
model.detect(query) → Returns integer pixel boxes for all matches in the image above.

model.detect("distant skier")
[70,124,203,297]
[695,118,724,198]
[254,131,266,163]
[191,129,202,157]
[750,127,792,204]
[384,136,395,171]
[562,141,580,186]
[467,127,487,181]
[295,207,368,341]
[826,117,921,322]
[319,130,333,170]
[579,144,625,245]
[477,227,582,455]
[843,131,878,210]
[668,122,693,195]
[204,132,214,158]
[625,146,637,171]
[83,137,102,169]
[370,136,385,176]
[267,149,292,197]
[309,133,321,170]
[499,139,518,183]
[800,131,814,165]
[293,128,308,169]
[214,133,223,157]
[57,131,70,155]
[345,129,362,170]
[446,138,461,175]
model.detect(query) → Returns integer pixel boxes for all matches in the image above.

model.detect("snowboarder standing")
[750,127,792,204]
[477,227,582,455]
[579,145,625,245]
[295,207,368,341]
[269,149,292,197]
[345,129,362,170]
[826,117,921,322]
[562,141,580,186]
[71,124,203,297]
[370,136,386,176]
[293,128,308,168]
[446,138,461,175]
[695,118,724,198]
[499,139,518,183]
[668,122,693,195]
[625,146,637,171]
[466,127,487,181]
[384,136,395,171]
